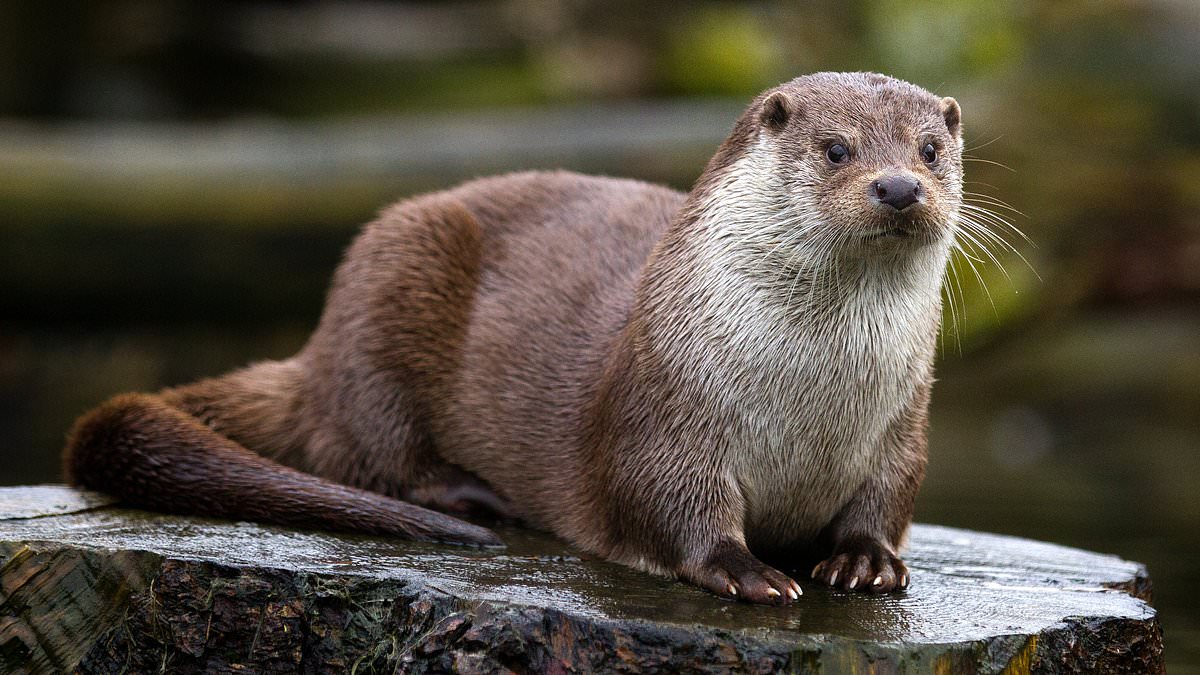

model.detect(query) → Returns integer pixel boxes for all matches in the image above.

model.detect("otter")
[65,72,964,605]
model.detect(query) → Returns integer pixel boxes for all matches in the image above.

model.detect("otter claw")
[813,538,910,594]
[694,541,799,604]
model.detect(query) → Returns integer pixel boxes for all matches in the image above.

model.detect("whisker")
[953,234,999,314]
[962,157,1016,173]
[963,193,1028,218]
[963,180,1004,191]
[964,134,1004,153]
[952,244,990,265]
[776,219,834,315]
[955,220,1012,282]
[957,212,1022,256]
[960,203,1036,248]
[941,244,965,354]
[958,210,1042,281]
[788,226,841,315]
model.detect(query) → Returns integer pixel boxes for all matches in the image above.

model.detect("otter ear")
[759,91,793,130]
[940,97,962,137]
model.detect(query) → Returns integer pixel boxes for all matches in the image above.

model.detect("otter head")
[749,72,963,257]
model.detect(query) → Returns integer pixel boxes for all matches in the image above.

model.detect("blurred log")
[0,100,741,328]
[0,485,1162,673]
[0,99,745,227]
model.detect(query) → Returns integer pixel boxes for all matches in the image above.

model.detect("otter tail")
[62,364,502,548]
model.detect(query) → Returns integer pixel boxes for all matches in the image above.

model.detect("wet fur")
[65,72,964,603]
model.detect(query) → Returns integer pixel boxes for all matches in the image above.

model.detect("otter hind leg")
[158,358,312,469]
[404,465,517,520]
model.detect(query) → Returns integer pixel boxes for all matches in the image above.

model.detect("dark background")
[1,1,1197,669]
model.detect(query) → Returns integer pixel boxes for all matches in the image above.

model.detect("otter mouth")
[863,227,913,240]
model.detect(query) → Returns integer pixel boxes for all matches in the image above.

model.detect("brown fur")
[64,72,965,604]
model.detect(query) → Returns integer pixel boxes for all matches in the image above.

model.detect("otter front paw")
[687,540,802,605]
[812,537,909,594]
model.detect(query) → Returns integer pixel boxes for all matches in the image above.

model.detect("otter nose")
[872,175,922,211]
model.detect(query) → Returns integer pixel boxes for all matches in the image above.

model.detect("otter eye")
[826,143,850,165]
[921,143,937,164]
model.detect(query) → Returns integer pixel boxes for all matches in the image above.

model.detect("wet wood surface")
[0,485,1163,673]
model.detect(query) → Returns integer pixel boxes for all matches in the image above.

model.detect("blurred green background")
[1,0,1197,669]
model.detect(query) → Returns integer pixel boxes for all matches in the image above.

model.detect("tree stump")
[0,485,1162,673]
